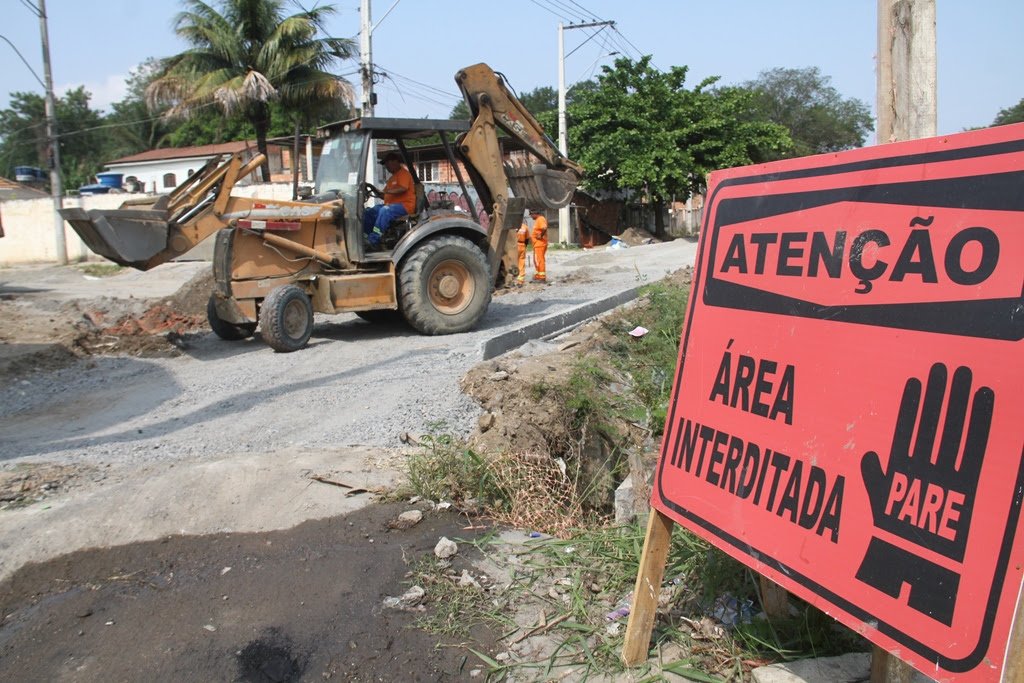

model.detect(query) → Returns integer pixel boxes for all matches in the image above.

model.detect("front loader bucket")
[60,206,171,270]
[505,161,582,210]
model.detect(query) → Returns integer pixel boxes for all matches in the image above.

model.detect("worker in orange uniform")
[516,215,530,285]
[528,208,548,282]
[363,151,416,249]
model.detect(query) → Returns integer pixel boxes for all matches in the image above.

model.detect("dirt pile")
[459,266,692,525]
[0,462,97,510]
[460,317,654,523]
[617,226,660,246]
[0,267,214,380]
[461,341,587,460]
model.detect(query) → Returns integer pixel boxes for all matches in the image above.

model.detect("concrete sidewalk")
[0,259,210,303]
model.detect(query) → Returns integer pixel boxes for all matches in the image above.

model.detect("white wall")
[106,158,211,194]
[0,183,297,266]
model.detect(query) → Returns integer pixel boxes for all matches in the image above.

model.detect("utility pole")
[360,0,376,185]
[877,0,936,142]
[557,20,614,243]
[871,11,937,681]
[38,0,67,264]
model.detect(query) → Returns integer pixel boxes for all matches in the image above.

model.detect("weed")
[470,522,866,680]
[527,381,551,401]
[406,432,499,509]
[407,555,511,639]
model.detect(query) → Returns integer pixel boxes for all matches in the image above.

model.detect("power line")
[18,0,41,18]
[527,0,569,21]
[543,0,589,22]
[564,0,600,21]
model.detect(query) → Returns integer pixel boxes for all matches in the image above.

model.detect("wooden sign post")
[622,123,1024,682]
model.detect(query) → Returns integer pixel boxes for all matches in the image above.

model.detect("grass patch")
[405,432,498,508]
[76,263,124,277]
[477,523,867,680]
[406,553,512,639]
[406,429,605,535]
[601,280,690,437]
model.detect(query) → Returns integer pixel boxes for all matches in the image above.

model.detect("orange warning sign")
[652,123,1024,682]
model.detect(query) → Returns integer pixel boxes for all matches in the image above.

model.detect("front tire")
[259,284,313,352]
[207,295,257,341]
[398,235,491,335]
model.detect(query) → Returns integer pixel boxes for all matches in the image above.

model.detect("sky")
[2,0,1022,141]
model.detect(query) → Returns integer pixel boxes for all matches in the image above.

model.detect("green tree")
[993,98,1024,126]
[147,0,355,181]
[744,66,872,157]
[568,56,790,237]
[0,87,106,189]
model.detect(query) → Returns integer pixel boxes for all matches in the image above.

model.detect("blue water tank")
[14,166,46,182]
[78,184,112,196]
[96,172,124,189]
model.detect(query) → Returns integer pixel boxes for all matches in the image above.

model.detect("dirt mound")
[557,266,600,285]
[0,267,214,381]
[460,318,652,521]
[0,462,96,510]
[617,226,660,246]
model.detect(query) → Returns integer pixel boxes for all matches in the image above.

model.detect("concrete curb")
[480,286,641,360]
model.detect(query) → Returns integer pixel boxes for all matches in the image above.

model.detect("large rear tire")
[207,294,256,341]
[398,235,491,335]
[259,284,313,352]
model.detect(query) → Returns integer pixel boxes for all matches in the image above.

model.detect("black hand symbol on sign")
[854,363,994,626]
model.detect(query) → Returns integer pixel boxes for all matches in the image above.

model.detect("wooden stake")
[1001,588,1024,682]
[621,508,674,666]
[758,575,790,620]
[870,645,914,683]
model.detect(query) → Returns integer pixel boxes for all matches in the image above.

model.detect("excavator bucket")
[59,152,264,271]
[60,206,171,270]
[505,161,582,210]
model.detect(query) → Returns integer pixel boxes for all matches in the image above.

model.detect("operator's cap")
[381,151,402,164]
[528,208,542,214]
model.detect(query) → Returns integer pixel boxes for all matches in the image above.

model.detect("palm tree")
[148,0,355,181]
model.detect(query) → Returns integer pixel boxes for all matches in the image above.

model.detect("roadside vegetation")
[404,275,868,680]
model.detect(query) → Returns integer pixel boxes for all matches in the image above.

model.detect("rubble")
[434,537,458,559]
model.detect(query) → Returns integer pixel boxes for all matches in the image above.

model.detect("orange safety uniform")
[384,165,416,214]
[530,212,548,281]
[516,222,530,283]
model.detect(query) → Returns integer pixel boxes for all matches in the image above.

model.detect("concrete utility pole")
[360,0,376,185]
[359,0,375,118]
[557,20,614,244]
[38,0,67,265]
[877,0,937,142]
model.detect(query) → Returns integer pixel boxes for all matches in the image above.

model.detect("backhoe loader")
[61,64,583,352]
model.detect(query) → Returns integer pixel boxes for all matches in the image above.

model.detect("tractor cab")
[314,117,479,264]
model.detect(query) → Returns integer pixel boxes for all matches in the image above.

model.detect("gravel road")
[0,240,697,467]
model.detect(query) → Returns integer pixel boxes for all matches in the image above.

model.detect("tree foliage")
[0,88,106,190]
[744,67,872,157]
[993,98,1024,126]
[567,56,790,235]
[147,0,355,180]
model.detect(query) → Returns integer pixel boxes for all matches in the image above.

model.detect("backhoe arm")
[455,63,583,211]
[60,152,264,270]
[454,63,584,277]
